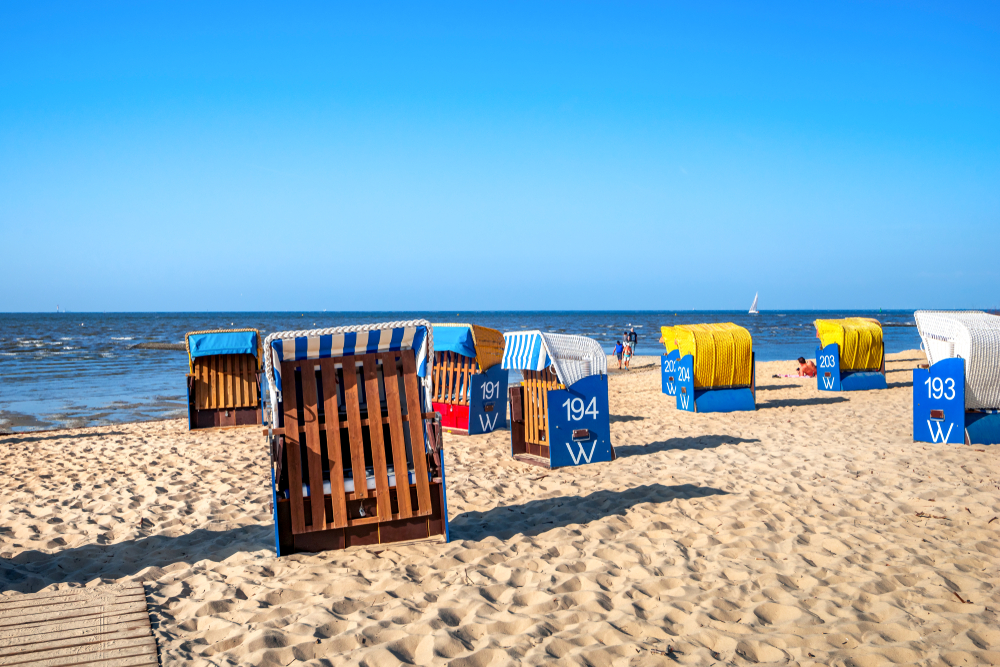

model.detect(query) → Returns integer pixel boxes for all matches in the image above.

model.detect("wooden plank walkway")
[0,581,158,667]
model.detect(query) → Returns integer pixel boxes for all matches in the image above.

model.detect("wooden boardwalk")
[0,581,157,667]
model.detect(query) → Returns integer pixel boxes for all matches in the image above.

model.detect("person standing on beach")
[623,342,633,369]
[613,340,624,369]
[627,327,638,352]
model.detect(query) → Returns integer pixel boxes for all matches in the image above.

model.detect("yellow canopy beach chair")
[814,318,886,391]
[667,322,756,412]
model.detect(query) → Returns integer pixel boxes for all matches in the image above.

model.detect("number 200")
[563,397,599,421]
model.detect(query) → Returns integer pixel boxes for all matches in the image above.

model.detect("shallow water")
[0,310,920,431]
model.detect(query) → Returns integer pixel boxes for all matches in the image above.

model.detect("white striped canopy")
[262,321,432,427]
[502,331,607,387]
[915,310,1000,410]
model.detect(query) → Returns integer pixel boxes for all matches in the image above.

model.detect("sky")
[1,2,998,312]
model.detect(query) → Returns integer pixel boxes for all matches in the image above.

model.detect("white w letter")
[566,441,597,465]
[926,420,955,444]
[479,412,498,432]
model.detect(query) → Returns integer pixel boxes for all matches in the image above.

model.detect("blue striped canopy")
[501,332,551,372]
[269,325,428,393]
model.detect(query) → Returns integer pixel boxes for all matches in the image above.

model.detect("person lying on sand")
[772,357,818,379]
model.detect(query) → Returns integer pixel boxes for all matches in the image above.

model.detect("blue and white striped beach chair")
[503,331,615,469]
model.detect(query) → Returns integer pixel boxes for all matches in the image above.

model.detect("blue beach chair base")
[675,353,757,413]
[816,344,887,392]
[913,358,1000,445]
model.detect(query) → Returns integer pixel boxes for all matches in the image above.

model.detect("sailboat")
[748,293,759,315]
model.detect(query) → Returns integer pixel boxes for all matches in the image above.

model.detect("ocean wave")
[111,337,134,340]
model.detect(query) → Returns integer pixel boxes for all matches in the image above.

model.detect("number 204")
[925,376,956,401]
[562,397,599,421]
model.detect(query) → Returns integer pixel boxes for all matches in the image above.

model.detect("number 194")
[563,397,599,421]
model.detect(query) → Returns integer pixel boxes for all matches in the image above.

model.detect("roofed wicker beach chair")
[814,318,887,391]
[185,328,263,429]
[503,331,614,468]
[913,310,1000,445]
[663,323,756,412]
[430,323,507,435]
[262,321,447,555]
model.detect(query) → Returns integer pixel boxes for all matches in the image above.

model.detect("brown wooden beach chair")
[185,328,263,429]
[263,321,447,555]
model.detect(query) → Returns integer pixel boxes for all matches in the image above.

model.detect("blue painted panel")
[439,451,451,543]
[661,350,680,396]
[270,465,281,556]
[841,371,888,391]
[965,412,1000,445]
[913,359,965,444]
[675,354,696,412]
[468,364,509,435]
[547,374,614,468]
[693,387,757,412]
[817,344,842,391]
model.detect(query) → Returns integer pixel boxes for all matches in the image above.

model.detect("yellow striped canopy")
[660,326,679,353]
[815,318,883,371]
[432,323,505,371]
[670,323,753,388]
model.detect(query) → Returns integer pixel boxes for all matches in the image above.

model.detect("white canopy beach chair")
[502,331,613,468]
[913,310,1000,444]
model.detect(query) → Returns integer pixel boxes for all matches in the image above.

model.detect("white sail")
[749,293,759,314]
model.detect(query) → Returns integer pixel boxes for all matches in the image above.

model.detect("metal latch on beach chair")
[930,409,945,421]
[572,429,591,442]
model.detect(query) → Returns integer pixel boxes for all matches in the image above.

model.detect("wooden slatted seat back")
[192,353,260,410]
[522,368,564,446]
[432,351,478,406]
[279,349,433,535]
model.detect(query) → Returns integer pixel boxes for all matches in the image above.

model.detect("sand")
[1,350,999,666]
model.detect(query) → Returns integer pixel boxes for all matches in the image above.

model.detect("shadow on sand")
[609,414,645,423]
[450,483,727,541]
[0,525,272,595]
[759,396,850,409]
[615,435,760,459]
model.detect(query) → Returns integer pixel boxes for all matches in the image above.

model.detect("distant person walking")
[627,327,638,351]
[613,340,624,369]
[624,343,633,370]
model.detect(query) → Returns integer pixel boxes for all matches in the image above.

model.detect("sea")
[0,310,921,432]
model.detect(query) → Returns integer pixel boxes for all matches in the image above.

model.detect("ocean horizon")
[1,309,922,432]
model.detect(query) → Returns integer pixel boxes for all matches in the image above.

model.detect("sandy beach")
[2,350,999,666]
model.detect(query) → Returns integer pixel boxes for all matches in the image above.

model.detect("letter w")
[679,394,690,410]
[822,376,835,390]
[926,420,955,444]
[566,442,597,465]
[478,412,498,432]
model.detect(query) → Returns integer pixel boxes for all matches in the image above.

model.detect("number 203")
[925,376,956,401]
[563,397,599,421]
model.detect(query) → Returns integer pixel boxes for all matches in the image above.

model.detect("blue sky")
[1,2,997,312]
